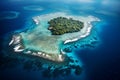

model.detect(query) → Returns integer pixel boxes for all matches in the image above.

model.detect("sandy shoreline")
[64,21,92,44]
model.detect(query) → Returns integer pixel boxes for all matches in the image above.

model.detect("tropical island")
[6,12,101,77]
[48,17,84,35]
[8,12,100,62]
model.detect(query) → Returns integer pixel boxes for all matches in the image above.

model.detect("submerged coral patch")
[23,5,44,11]
[0,11,20,20]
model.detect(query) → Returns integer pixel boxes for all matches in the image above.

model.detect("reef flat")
[8,12,100,62]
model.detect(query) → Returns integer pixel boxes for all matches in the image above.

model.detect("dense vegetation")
[48,17,84,35]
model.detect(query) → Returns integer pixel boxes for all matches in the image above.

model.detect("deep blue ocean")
[0,0,120,80]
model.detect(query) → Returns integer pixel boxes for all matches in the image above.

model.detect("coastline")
[64,21,93,44]
[33,13,100,44]
[33,12,100,44]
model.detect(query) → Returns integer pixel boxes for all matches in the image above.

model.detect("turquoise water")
[0,1,120,80]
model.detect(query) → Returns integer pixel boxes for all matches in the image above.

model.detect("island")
[8,12,100,62]
[48,17,84,35]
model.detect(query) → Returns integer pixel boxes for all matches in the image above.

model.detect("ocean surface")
[0,0,120,80]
